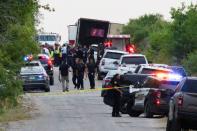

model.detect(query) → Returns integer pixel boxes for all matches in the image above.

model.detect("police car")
[20,60,50,92]
[127,73,181,118]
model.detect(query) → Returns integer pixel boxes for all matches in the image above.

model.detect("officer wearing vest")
[54,43,61,66]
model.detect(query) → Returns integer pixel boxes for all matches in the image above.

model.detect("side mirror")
[148,60,153,64]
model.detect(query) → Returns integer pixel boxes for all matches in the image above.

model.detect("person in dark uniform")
[72,58,79,89]
[87,46,95,63]
[54,43,61,66]
[66,45,73,67]
[76,46,84,60]
[110,74,123,117]
[86,58,96,89]
[82,45,88,64]
[76,59,85,90]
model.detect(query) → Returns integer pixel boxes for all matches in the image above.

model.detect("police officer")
[87,46,95,63]
[54,43,61,66]
[86,58,96,89]
[66,45,71,66]
[72,58,79,89]
[76,59,85,90]
[110,74,123,117]
[82,45,88,64]
[76,46,84,60]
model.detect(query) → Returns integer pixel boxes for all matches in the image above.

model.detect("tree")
[0,0,39,110]
[183,51,197,75]
[170,4,197,63]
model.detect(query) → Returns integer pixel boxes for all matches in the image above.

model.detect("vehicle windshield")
[39,35,56,41]
[121,56,146,64]
[104,52,124,59]
[182,79,197,93]
[141,68,170,75]
[39,59,48,65]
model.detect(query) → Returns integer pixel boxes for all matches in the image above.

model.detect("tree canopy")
[123,4,197,74]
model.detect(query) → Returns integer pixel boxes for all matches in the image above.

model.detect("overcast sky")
[38,0,197,42]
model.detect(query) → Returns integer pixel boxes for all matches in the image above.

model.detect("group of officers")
[41,43,97,91]
[41,42,123,117]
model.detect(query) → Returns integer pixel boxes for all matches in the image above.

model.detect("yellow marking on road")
[29,86,129,96]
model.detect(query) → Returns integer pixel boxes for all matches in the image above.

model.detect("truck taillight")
[105,79,111,83]
[154,91,161,98]
[155,99,161,105]
[104,41,112,47]
[48,59,52,66]
[126,44,135,53]
[178,96,183,106]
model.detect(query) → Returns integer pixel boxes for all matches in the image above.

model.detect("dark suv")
[167,77,197,131]
[38,54,54,85]
[128,76,179,118]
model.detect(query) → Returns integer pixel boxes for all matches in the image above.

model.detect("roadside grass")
[0,95,35,123]
[0,104,31,123]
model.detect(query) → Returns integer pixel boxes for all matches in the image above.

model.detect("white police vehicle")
[98,50,128,80]
[118,54,148,73]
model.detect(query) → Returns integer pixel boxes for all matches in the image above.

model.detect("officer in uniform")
[72,58,79,89]
[110,74,123,117]
[87,46,95,63]
[82,45,88,64]
[54,43,61,66]
[67,45,73,67]
[76,59,85,90]
[86,58,96,89]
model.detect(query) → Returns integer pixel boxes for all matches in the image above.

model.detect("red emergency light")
[104,41,112,47]
[126,44,135,53]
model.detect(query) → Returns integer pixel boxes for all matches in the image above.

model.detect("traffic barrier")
[28,86,130,96]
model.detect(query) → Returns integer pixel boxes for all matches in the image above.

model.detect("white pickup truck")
[118,54,148,73]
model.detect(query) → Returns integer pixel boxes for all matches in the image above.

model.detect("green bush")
[0,0,39,111]
[0,65,22,111]
[183,51,197,76]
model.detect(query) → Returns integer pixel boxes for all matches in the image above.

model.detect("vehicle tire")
[45,87,50,92]
[166,117,172,131]
[120,101,128,114]
[171,117,181,131]
[144,101,153,118]
[127,100,141,117]
[50,76,54,85]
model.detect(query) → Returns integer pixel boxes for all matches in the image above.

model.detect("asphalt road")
[5,67,166,131]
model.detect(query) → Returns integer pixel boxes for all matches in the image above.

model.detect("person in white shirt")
[41,43,50,56]
[61,44,67,62]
